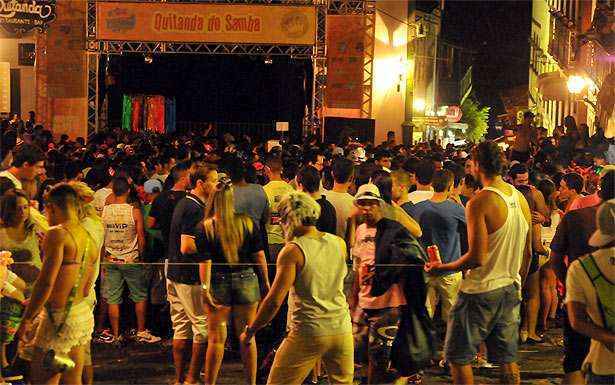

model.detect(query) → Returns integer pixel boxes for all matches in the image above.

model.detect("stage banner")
[325,15,366,110]
[96,2,316,45]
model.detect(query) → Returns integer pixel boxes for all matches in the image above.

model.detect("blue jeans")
[444,284,521,365]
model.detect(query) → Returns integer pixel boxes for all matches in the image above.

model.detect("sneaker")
[93,329,114,344]
[135,330,161,344]
[472,354,498,369]
[110,335,125,347]
[407,373,423,385]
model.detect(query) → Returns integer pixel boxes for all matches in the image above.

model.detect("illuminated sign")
[0,0,56,35]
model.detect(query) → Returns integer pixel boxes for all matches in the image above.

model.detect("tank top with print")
[102,203,139,262]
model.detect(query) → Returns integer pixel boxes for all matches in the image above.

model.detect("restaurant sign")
[0,0,56,35]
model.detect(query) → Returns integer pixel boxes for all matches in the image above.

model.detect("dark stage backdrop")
[104,54,312,142]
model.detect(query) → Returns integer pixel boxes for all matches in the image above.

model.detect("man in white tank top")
[101,176,160,344]
[427,141,531,385]
[240,192,353,385]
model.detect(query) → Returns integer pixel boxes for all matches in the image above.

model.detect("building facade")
[529,0,614,135]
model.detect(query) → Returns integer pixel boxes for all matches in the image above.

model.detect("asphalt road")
[92,330,565,385]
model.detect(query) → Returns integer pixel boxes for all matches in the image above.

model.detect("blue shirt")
[409,200,466,275]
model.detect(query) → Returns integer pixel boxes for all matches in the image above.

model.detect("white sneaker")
[135,330,161,344]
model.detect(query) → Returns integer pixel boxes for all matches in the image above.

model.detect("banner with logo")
[96,2,316,45]
[325,15,366,110]
[0,0,56,35]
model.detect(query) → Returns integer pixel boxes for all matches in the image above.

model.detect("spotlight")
[144,54,153,64]
[264,56,273,65]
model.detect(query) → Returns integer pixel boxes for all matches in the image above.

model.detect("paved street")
[93,330,565,385]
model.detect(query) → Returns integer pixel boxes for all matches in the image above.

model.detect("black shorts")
[563,310,591,373]
[528,252,540,276]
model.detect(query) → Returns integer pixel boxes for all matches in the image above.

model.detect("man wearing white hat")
[565,199,615,384]
[350,184,430,384]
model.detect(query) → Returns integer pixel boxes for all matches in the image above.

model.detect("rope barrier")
[6,260,427,268]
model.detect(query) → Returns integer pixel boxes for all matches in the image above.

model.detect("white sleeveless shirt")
[287,233,352,337]
[102,203,139,262]
[460,185,529,294]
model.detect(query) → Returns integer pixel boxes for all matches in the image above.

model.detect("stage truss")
[86,0,375,136]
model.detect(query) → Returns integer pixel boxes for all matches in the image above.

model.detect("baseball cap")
[144,178,163,194]
[354,184,384,204]
[588,199,615,248]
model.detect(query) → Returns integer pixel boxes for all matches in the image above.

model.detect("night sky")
[441,0,532,113]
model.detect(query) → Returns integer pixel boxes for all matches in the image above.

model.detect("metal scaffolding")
[86,0,374,136]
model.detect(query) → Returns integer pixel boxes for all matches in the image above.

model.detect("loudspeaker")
[324,117,375,144]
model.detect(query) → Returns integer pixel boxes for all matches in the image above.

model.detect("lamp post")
[567,75,587,95]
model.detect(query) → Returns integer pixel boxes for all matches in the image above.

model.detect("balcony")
[548,11,575,68]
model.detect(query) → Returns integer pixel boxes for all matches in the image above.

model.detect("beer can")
[427,245,441,263]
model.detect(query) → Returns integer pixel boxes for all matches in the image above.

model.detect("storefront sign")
[0,0,56,35]
[437,105,462,123]
[96,2,316,45]
[325,15,366,109]
[412,116,447,127]
[0,62,10,113]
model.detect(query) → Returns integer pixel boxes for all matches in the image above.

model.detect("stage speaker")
[324,117,375,144]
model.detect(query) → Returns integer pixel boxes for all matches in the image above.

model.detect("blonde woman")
[69,181,104,385]
[240,192,353,385]
[181,177,270,385]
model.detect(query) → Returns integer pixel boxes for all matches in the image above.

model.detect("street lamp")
[413,98,426,112]
[567,75,587,94]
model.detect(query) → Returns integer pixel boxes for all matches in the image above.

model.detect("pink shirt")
[353,224,406,310]
[568,193,601,212]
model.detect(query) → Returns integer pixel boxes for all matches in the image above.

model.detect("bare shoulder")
[278,243,303,265]
[45,225,68,242]
[470,190,494,209]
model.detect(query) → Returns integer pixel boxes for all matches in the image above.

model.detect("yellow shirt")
[263,180,294,244]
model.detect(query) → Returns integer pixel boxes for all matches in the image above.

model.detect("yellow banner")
[96,2,316,45]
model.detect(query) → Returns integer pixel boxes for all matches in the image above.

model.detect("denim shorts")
[211,268,261,306]
[444,284,521,365]
[103,264,150,305]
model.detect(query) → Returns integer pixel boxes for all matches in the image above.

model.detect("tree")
[461,98,490,142]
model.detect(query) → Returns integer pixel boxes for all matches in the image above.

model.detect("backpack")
[579,254,615,332]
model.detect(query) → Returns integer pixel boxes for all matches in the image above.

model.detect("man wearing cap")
[350,184,431,384]
[510,111,537,164]
[550,170,615,385]
[565,199,615,384]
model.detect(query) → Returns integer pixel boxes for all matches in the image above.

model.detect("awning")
[537,71,570,101]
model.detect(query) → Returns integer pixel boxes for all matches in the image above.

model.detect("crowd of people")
[0,111,613,385]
